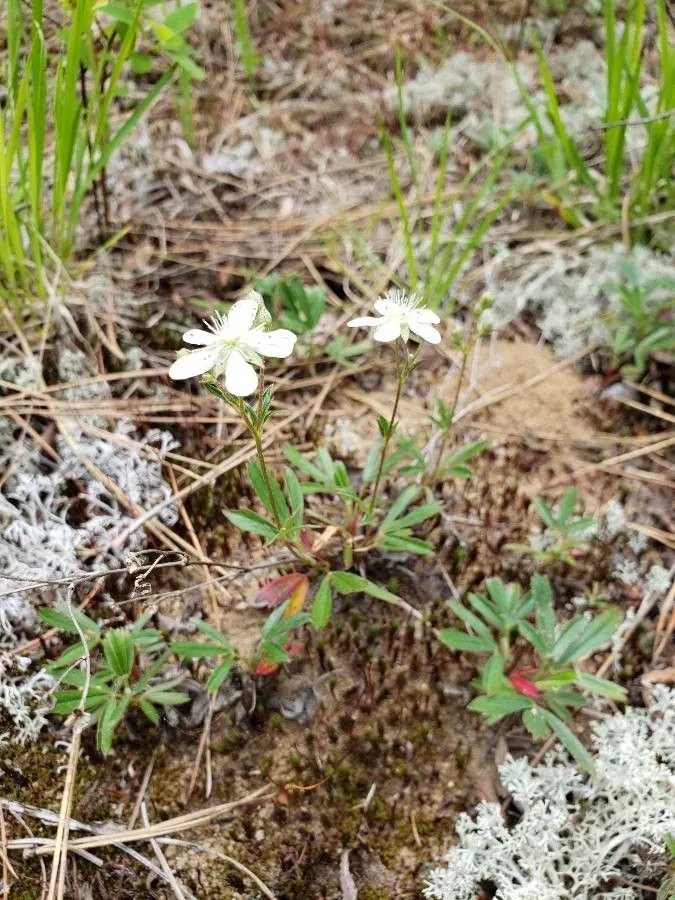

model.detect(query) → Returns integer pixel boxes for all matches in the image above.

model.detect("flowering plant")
[167,287,471,671]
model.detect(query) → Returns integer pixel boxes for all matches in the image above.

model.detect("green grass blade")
[232,0,259,78]
[381,122,418,293]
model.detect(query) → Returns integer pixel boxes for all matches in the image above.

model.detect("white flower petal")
[411,308,440,325]
[373,320,402,342]
[182,329,218,346]
[374,297,397,316]
[347,316,386,328]
[247,328,297,358]
[409,321,441,344]
[169,346,221,380]
[225,349,258,396]
[227,292,262,337]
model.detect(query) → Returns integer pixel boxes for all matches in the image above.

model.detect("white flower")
[168,291,297,397]
[347,289,441,344]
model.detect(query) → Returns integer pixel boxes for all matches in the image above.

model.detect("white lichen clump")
[0,419,178,743]
[484,244,674,358]
[424,687,675,900]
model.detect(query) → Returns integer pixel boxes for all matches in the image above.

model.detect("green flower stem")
[252,428,283,530]
[366,347,406,520]
[236,393,319,569]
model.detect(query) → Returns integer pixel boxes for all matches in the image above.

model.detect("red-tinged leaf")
[254,659,280,676]
[285,640,304,658]
[509,668,540,698]
[247,573,307,609]
[300,530,315,551]
[284,578,309,617]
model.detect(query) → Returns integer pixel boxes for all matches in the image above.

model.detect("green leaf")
[438,629,495,653]
[565,516,596,536]
[468,693,533,724]
[554,609,622,665]
[380,532,434,554]
[285,468,304,526]
[193,619,233,647]
[139,698,160,725]
[247,461,289,521]
[330,571,366,595]
[316,447,336,481]
[485,578,511,617]
[381,485,420,528]
[557,488,578,524]
[518,621,548,656]
[99,2,134,24]
[531,573,556,647]
[311,575,333,629]
[533,496,556,529]
[444,464,473,479]
[329,573,399,607]
[130,51,153,74]
[523,707,551,739]
[163,2,199,34]
[441,440,488,469]
[39,605,99,635]
[449,600,495,640]
[576,672,627,702]
[259,640,290,664]
[534,669,577,691]
[226,509,278,539]
[481,652,505,695]
[103,631,134,677]
[467,592,503,630]
[46,638,100,674]
[97,694,130,755]
[206,658,234,693]
[362,440,382,484]
[550,616,588,664]
[142,689,190,706]
[171,640,224,659]
[384,502,442,531]
[538,709,595,774]
[283,444,325,482]
[167,50,206,81]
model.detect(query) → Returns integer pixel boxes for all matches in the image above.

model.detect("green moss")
[269,712,284,731]
[360,886,392,900]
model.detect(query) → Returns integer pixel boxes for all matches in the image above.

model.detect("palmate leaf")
[102,630,134,678]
